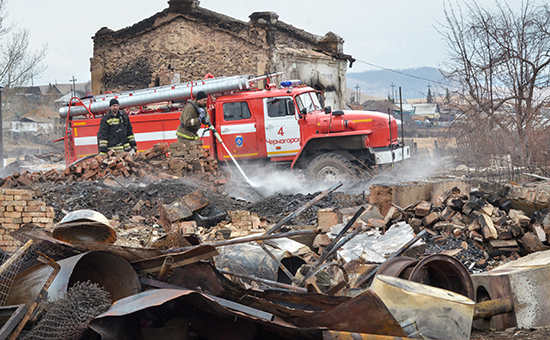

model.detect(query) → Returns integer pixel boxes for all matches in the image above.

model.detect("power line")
[355,59,445,85]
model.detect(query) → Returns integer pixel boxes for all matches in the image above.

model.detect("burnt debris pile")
[0,141,224,189]
[3,169,550,339]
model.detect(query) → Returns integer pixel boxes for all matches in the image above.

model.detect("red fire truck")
[58,73,409,181]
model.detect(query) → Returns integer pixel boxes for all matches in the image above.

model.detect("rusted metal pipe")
[164,228,320,253]
[301,207,365,285]
[7,251,141,306]
[156,256,174,281]
[214,242,306,285]
[314,207,365,266]
[474,297,514,320]
[217,269,308,293]
[523,172,550,181]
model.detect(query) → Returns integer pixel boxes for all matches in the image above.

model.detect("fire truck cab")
[207,85,409,180]
[59,74,409,181]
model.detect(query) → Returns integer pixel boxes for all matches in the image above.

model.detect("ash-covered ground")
[38,176,368,226]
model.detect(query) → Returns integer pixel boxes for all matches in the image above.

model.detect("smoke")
[222,154,452,200]
[221,163,328,200]
[347,155,452,194]
[247,167,331,196]
[358,154,452,192]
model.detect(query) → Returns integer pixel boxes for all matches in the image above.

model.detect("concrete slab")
[471,249,550,330]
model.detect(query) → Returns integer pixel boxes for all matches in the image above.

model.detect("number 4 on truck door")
[264,97,301,158]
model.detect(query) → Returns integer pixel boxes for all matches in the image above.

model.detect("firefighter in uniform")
[98,98,137,154]
[176,91,209,145]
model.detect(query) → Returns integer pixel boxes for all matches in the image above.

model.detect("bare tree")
[439,0,550,168]
[0,0,47,90]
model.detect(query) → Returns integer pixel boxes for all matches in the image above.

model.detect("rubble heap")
[0,141,223,189]
[375,183,550,273]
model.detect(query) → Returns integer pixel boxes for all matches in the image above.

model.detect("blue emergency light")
[280,80,301,87]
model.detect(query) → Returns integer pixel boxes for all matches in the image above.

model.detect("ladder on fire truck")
[59,72,283,118]
[57,72,283,165]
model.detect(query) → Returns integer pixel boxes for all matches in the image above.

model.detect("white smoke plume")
[222,154,452,200]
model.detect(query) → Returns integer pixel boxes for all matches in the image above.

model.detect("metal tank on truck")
[56,73,409,181]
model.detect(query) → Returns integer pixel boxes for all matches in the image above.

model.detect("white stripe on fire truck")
[220,123,256,135]
[74,136,98,146]
[74,129,212,146]
[135,131,177,142]
[136,130,211,141]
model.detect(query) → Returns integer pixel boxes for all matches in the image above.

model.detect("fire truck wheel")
[307,153,354,182]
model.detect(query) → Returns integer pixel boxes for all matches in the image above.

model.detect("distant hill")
[346,67,445,101]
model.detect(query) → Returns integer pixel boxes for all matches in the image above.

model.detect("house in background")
[412,103,440,120]
[39,83,91,100]
[391,102,415,123]
[19,106,59,123]
[10,86,42,104]
[362,100,399,114]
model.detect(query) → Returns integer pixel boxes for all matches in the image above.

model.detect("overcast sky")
[4,0,520,86]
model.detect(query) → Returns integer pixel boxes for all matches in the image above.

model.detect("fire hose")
[207,124,255,187]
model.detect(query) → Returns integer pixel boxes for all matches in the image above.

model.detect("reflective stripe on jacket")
[176,99,208,139]
[97,109,137,154]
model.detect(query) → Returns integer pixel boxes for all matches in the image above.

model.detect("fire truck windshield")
[296,92,322,114]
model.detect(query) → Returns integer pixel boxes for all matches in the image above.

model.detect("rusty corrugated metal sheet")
[291,290,408,337]
[169,262,348,318]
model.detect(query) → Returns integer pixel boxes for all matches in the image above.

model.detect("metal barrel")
[6,251,141,307]
[408,253,474,300]
[59,74,254,118]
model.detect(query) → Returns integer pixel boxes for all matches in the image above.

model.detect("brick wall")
[0,189,55,252]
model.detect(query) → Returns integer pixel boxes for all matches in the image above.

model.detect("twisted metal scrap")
[20,281,111,340]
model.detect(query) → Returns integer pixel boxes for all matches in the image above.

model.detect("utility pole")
[0,86,3,168]
[399,86,404,166]
[354,84,361,105]
[390,83,395,102]
[69,76,77,98]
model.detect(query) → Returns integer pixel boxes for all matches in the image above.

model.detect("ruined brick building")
[90,0,354,109]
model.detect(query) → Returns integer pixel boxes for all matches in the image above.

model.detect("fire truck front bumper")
[372,146,411,165]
